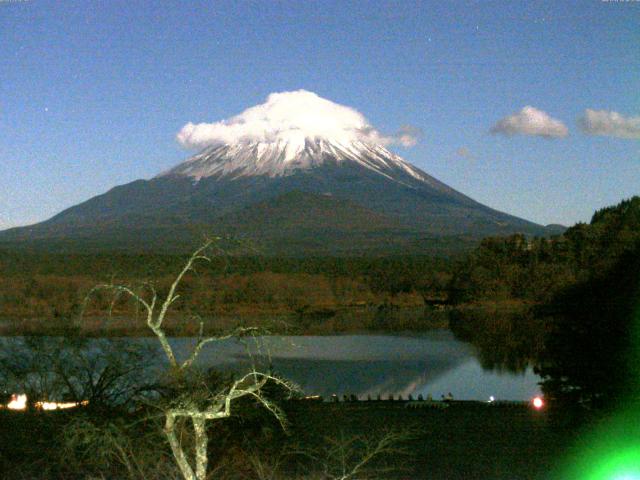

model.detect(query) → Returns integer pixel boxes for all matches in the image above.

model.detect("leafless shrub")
[86,238,297,480]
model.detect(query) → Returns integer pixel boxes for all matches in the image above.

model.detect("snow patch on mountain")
[163,90,437,188]
[159,138,433,187]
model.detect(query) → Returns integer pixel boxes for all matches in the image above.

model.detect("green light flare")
[583,447,640,480]
[556,405,640,479]
[557,303,640,479]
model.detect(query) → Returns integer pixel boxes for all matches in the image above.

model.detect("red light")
[532,396,544,409]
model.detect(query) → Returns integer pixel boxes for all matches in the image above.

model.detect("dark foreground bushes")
[1,399,581,480]
[1,404,415,480]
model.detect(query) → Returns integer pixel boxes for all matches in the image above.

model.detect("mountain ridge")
[0,138,557,255]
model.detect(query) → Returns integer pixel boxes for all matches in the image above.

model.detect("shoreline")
[0,300,538,337]
[0,306,452,337]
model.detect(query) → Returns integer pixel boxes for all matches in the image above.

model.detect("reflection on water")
[169,331,542,401]
[449,308,546,374]
[416,360,540,401]
[0,327,543,403]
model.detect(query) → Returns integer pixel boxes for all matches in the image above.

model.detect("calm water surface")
[168,331,541,401]
[0,331,542,402]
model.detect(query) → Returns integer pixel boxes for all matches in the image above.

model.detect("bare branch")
[87,284,153,316]
[289,429,414,480]
[180,326,262,370]
[155,240,214,329]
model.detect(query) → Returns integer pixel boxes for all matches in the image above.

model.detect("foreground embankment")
[1,398,582,479]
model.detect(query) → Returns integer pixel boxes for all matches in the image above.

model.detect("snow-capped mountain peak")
[164,90,426,183]
[159,138,430,185]
[0,90,550,254]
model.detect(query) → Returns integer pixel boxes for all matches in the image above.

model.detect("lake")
[169,331,542,401]
[0,330,542,402]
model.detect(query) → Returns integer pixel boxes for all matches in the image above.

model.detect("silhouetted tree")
[536,243,640,407]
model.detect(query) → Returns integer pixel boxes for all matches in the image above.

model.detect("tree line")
[447,196,640,306]
[0,250,453,331]
[447,196,640,407]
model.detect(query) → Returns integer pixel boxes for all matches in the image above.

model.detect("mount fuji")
[0,91,555,255]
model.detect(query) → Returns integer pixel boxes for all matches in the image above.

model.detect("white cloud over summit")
[490,106,568,138]
[579,109,640,139]
[177,90,420,150]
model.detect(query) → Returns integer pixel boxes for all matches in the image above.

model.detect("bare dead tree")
[86,238,295,480]
[313,429,411,480]
[240,428,412,480]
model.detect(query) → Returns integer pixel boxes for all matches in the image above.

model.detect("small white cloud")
[177,90,419,150]
[579,109,640,139]
[490,106,568,138]
[455,147,474,159]
[394,125,422,147]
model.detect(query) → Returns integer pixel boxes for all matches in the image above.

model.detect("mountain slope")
[0,139,550,254]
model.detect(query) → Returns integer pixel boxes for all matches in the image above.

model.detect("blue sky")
[1,0,638,229]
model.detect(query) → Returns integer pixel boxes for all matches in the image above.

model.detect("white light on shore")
[3,394,88,411]
[35,400,89,410]
[7,394,27,410]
